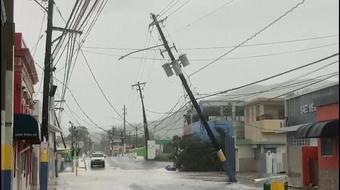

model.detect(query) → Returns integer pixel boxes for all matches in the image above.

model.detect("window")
[321,138,333,156]
[264,147,277,154]
[256,104,261,120]
[235,106,244,121]
[288,135,310,146]
[245,108,249,123]
[254,148,260,160]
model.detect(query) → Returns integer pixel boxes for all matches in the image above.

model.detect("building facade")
[183,99,244,139]
[241,97,287,174]
[183,99,244,175]
[13,33,41,190]
[283,82,339,189]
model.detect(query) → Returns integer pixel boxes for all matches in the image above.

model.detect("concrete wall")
[262,133,286,144]
[319,169,339,190]
[237,144,254,158]
[287,146,302,178]
[237,145,258,172]
[244,120,286,143]
[263,105,283,116]
[239,158,258,172]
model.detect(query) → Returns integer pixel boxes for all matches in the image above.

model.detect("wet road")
[51,155,260,190]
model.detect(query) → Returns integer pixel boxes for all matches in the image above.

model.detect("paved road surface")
[50,156,260,190]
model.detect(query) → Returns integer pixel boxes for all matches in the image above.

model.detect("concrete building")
[240,97,287,174]
[12,33,41,190]
[183,99,244,175]
[281,82,339,189]
[183,99,245,140]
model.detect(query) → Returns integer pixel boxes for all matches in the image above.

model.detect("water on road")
[51,156,260,190]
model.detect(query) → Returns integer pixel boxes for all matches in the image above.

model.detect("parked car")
[165,165,176,171]
[90,152,106,168]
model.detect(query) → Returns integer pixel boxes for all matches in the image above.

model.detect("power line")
[267,73,339,101]
[159,0,181,17]
[158,0,178,16]
[181,35,339,50]
[80,50,138,130]
[170,0,235,34]
[53,0,109,125]
[189,0,306,77]
[82,34,338,51]
[166,0,192,18]
[82,42,338,62]
[55,78,117,135]
[201,71,338,102]
[197,53,339,99]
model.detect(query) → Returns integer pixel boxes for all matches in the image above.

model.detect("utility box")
[147,140,156,159]
[270,181,285,190]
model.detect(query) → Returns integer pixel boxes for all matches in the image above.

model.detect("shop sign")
[300,103,316,115]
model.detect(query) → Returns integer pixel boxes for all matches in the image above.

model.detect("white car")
[90,152,106,168]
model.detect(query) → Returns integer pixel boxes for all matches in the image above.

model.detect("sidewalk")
[237,172,302,189]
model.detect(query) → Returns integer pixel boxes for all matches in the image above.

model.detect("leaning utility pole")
[150,13,236,182]
[132,82,149,160]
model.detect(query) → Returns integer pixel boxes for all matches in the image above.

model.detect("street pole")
[123,105,126,155]
[135,127,138,147]
[75,126,78,176]
[69,122,75,172]
[111,126,115,156]
[132,82,150,160]
[1,0,15,189]
[128,131,131,147]
[40,0,54,188]
[150,13,236,182]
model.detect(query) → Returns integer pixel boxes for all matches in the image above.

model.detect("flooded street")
[50,156,260,190]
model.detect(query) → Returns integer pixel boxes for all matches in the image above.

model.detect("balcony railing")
[256,114,284,121]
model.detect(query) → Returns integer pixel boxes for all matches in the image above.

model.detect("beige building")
[236,97,287,174]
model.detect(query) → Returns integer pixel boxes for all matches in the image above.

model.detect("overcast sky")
[14,0,339,136]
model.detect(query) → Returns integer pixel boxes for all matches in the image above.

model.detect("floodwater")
[50,155,260,190]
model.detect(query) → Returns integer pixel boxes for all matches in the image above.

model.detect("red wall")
[316,104,339,122]
[302,146,318,186]
[14,33,34,115]
[316,103,339,170]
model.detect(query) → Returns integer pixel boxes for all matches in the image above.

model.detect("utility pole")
[75,127,78,176]
[120,131,124,155]
[40,0,54,188]
[150,13,236,182]
[123,105,126,155]
[111,126,115,156]
[132,82,150,160]
[1,0,15,189]
[135,127,138,147]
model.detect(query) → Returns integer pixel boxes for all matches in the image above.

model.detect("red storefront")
[315,99,339,190]
[296,91,339,190]
[13,33,41,190]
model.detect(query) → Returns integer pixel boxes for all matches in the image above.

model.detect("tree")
[171,127,227,171]
[66,126,90,154]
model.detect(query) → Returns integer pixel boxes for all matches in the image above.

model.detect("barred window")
[288,135,310,146]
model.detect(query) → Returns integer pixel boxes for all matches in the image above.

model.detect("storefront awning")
[296,119,339,138]
[13,114,41,144]
[275,123,313,133]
